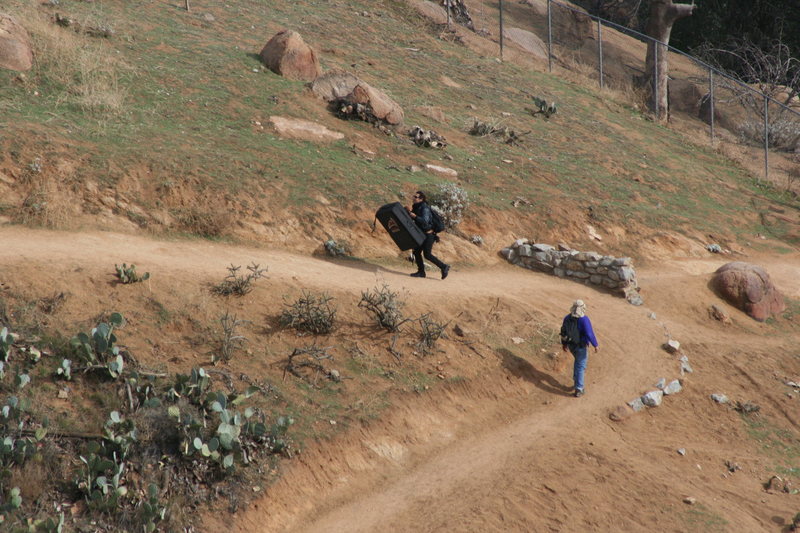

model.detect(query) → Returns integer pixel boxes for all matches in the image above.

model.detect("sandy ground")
[1,227,798,532]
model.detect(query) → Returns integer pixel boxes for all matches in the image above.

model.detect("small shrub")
[417,313,447,355]
[284,344,335,386]
[215,311,249,364]
[358,284,410,332]
[428,182,470,229]
[528,96,557,118]
[211,263,267,296]
[279,291,337,334]
[738,117,800,152]
[115,263,150,284]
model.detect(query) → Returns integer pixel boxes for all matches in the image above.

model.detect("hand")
[594,346,599,353]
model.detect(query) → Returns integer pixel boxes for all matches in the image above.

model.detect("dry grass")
[10,1,129,114]
[17,176,79,229]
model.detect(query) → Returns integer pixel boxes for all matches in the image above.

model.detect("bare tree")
[642,0,696,118]
[695,37,800,151]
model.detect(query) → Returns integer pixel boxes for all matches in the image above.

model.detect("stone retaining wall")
[500,239,643,305]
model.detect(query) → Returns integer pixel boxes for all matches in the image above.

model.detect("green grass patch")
[742,415,800,481]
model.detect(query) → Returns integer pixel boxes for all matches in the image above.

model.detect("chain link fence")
[441,0,800,190]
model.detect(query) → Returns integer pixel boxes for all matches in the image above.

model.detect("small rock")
[424,163,457,178]
[766,475,784,492]
[725,460,741,473]
[586,224,602,241]
[711,393,729,404]
[511,337,525,345]
[706,243,722,253]
[608,404,635,421]
[677,448,686,456]
[203,13,215,22]
[452,324,467,337]
[663,379,682,395]
[329,369,341,382]
[57,388,69,399]
[683,497,696,505]
[649,312,657,320]
[407,165,423,172]
[709,304,732,324]
[641,390,664,407]
[627,397,645,412]
[663,339,681,353]
[655,378,666,389]
[680,355,693,374]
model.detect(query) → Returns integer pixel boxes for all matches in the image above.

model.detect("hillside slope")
[0,0,799,531]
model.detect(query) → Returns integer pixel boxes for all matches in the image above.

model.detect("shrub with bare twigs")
[211,263,267,296]
[214,311,249,363]
[417,313,448,355]
[283,344,336,386]
[358,284,410,332]
[279,291,337,334]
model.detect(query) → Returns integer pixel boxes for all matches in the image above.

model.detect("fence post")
[547,0,553,73]
[709,68,715,142]
[499,0,504,61]
[763,95,769,182]
[446,0,451,29]
[653,43,659,117]
[597,18,604,89]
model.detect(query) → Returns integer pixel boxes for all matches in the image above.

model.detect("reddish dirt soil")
[2,227,797,532]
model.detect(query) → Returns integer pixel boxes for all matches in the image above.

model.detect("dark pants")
[414,233,447,273]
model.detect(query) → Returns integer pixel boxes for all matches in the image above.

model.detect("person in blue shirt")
[406,191,450,280]
[561,299,599,397]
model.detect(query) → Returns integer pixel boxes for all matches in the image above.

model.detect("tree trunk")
[643,0,695,119]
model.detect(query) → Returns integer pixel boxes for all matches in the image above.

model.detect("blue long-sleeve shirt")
[562,314,598,348]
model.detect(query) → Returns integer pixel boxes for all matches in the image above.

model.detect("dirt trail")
[1,228,798,532]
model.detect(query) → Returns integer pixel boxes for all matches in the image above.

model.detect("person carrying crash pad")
[560,299,599,397]
[406,190,450,279]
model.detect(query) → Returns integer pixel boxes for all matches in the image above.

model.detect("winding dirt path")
[1,227,798,532]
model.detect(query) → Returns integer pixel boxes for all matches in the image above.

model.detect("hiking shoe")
[410,271,426,278]
[441,264,450,280]
[573,389,584,398]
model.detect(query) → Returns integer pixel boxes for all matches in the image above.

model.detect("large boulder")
[259,30,321,81]
[311,70,404,125]
[711,262,785,322]
[503,27,547,61]
[0,14,33,71]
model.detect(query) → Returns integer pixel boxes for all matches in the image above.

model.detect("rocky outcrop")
[500,239,642,304]
[711,262,785,322]
[260,30,321,81]
[0,14,33,71]
[311,70,404,125]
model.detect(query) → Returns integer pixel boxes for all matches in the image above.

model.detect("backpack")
[430,208,446,234]
[560,316,581,346]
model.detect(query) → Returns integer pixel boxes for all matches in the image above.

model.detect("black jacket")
[412,201,433,232]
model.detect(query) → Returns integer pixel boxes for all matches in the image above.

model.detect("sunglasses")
[413,195,421,199]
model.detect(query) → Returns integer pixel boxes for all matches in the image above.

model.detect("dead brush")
[468,118,529,145]
[279,291,337,335]
[175,207,231,239]
[358,284,411,332]
[214,311,249,363]
[211,263,267,296]
[416,313,448,355]
[283,344,335,386]
[20,4,129,113]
